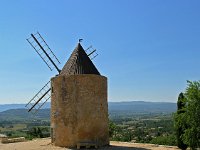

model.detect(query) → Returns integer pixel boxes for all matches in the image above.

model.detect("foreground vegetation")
[0,120,50,140]
[109,112,176,146]
[174,81,200,150]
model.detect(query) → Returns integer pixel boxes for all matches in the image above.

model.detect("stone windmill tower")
[26,32,109,148]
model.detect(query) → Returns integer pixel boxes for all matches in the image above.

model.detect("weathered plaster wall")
[51,74,109,147]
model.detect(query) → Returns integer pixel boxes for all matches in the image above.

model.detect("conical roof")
[60,43,100,75]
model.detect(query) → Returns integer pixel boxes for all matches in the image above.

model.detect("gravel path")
[0,138,179,150]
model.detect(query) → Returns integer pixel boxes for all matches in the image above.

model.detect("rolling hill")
[0,101,176,121]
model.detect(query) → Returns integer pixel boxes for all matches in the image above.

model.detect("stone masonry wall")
[51,74,109,147]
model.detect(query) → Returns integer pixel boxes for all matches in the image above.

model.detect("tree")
[28,127,44,138]
[183,81,200,149]
[174,92,188,150]
[175,81,200,149]
[150,135,176,146]
[109,120,117,137]
[177,93,186,112]
[37,127,44,138]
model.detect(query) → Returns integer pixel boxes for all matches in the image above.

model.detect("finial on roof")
[79,39,83,43]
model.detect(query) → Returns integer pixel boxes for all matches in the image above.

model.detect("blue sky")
[0,0,200,104]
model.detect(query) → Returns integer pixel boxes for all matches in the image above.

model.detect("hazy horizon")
[0,100,177,105]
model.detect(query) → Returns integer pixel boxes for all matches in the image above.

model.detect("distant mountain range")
[0,101,177,119]
[0,101,177,113]
[0,101,176,112]
[0,109,50,121]
[108,101,176,113]
[0,103,50,112]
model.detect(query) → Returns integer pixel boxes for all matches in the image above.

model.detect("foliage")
[174,92,188,150]
[174,81,200,149]
[27,127,50,138]
[9,131,27,138]
[183,81,200,149]
[108,113,176,145]
[109,120,117,137]
[109,120,130,142]
[150,135,177,146]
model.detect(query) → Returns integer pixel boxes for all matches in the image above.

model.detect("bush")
[27,127,50,138]
[150,135,176,146]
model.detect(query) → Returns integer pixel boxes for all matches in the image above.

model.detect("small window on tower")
[52,86,54,93]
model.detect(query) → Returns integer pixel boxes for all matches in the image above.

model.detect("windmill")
[25,32,98,114]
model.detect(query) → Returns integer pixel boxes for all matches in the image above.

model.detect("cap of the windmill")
[60,43,100,75]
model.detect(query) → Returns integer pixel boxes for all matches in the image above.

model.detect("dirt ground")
[0,138,180,150]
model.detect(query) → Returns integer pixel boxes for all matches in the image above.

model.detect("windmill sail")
[26,39,99,114]
[26,81,51,114]
[27,32,61,73]
[85,45,98,60]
